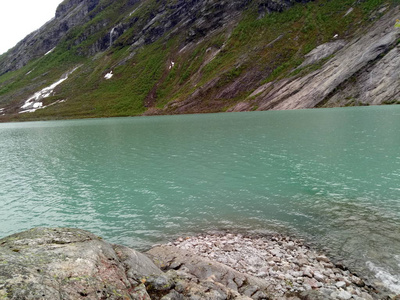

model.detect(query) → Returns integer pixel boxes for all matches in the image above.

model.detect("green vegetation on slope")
[0,0,396,121]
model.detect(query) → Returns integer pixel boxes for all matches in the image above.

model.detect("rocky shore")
[0,228,398,299]
[168,233,380,299]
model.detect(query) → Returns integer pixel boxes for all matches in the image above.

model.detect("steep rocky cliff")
[0,0,101,76]
[0,0,398,121]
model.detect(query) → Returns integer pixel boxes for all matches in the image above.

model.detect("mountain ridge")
[0,0,399,121]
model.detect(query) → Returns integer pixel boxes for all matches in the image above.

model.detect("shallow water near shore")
[0,106,399,293]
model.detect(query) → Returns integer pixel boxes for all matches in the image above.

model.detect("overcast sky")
[0,0,63,55]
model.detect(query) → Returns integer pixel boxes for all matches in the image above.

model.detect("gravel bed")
[169,232,378,299]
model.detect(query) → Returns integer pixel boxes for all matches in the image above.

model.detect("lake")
[0,106,399,293]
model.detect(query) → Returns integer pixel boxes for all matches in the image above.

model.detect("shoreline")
[1,227,398,299]
[163,231,393,299]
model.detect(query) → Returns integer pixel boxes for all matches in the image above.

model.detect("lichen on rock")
[0,227,159,299]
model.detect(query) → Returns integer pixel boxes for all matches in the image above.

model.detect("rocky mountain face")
[0,0,100,76]
[237,5,400,111]
[0,0,399,121]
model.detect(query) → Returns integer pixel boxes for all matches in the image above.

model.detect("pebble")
[172,232,379,298]
[337,289,352,300]
[336,281,347,289]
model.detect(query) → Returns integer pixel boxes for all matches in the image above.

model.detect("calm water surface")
[0,106,399,293]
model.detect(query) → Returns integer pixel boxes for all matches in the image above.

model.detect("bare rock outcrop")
[0,0,101,76]
[0,227,339,300]
[0,227,160,299]
[245,5,400,110]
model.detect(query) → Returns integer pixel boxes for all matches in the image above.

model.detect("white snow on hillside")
[104,71,113,79]
[44,47,55,56]
[20,66,80,114]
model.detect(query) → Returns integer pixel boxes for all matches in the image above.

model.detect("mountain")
[0,0,399,121]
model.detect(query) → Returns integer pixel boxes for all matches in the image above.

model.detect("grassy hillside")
[0,0,397,121]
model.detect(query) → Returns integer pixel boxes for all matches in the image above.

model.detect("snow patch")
[44,47,55,56]
[104,71,113,79]
[19,66,80,113]
[47,99,66,107]
[344,7,353,17]
[129,4,142,16]
[179,44,189,53]
[169,61,175,70]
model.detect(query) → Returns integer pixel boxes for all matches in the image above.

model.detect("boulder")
[0,227,160,299]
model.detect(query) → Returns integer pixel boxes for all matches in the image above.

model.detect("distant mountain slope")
[0,0,399,121]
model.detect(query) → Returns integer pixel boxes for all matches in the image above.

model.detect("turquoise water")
[0,106,399,293]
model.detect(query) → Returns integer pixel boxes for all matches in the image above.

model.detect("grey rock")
[131,284,152,300]
[251,290,269,299]
[335,281,347,289]
[113,243,162,280]
[313,271,325,282]
[360,292,374,300]
[147,245,271,299]
[298,40,346,68]
[0,0,102,75]
[315,255,331,263]
[0,228,379,300]
[241,284,260,297]
[161,290,185,300]
[253,6,400,110]
[337,290,352,300]
[299,290,335,299]
[350,276,365,287]
[146,273,175,291]
[303,268,313,278]
[0,227,154,299]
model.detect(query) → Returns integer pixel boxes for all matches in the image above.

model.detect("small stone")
[160,290,183,300]
[234,277,244,288]
[291,271,303,277]
[345,286,355,295]
[303,278,321,289]
[335,262,347,270]
[303,268,313,278]
[360,292,374,300]
[337,290,352,300]
[252,291,269,300]
[321,261,334,268]
[335,281,346,289]
[222,245,234,252]
[242,285,259,297]
[319,287,334,296]
[146,274,174,291]
[174,280,187,293]
[256,271,268,277]
[287,241,296,250]
[330,292,338,298]
[351,276,365,287]
[313,271,324,282]
[273,257,281,262]
[296,277,304,283]
[298,258,309,266]
[316,255,330,263]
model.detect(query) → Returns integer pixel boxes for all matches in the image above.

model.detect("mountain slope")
[0,0,399,121]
